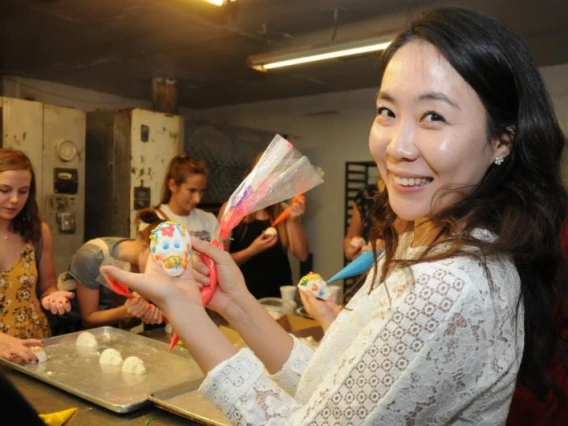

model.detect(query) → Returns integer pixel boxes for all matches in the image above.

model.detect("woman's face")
[169,174,207,215]
[369,41,509,222]
[0,169,32,221]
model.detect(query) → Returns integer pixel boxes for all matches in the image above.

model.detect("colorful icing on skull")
[150,221,192,277]
[297,271,329,299]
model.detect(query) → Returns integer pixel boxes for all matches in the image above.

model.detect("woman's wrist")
[222,291,257,327]
[39,287,57,300]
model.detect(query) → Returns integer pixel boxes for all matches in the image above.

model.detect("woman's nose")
[9,191,20,204]
[386,120,418,161]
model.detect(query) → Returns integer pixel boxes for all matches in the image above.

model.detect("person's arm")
[36,222,58,298]
[205,258,520,424]
[0,332,43,363]
[230,233,278,265]
[102,238,294,372]
[75,283,134,328]
[218,202,279,266]
[285,199,309,262]
[343,205,365,260]
[299,290,342,332]
[37,222,74,315]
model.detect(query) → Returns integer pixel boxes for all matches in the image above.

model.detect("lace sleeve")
[201,258,522,425]
[269,335,314,395]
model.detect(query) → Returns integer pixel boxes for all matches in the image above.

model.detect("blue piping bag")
[327,250,378,283]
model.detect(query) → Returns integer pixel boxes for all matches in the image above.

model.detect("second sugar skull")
[150,221,192,277]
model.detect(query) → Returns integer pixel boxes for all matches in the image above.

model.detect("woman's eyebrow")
[416,91,461,110]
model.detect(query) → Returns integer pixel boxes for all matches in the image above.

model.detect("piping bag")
[271,194,305,227]
[107,134,324,352]
[178,134,323,349]
[326,250,378,283]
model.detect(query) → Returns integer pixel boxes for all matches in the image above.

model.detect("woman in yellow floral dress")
[0,148,73,363]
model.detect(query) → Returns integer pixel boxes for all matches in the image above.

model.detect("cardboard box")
[219,314,323,345]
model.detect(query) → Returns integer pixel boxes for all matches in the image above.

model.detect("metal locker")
[85,108,183,240]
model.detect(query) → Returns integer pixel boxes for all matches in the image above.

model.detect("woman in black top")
[217,156,309,299]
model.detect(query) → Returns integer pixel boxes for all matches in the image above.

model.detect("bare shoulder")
[40,221,53,243]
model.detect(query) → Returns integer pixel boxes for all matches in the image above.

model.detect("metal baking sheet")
[149,381,231,426]
[0,327,205,413]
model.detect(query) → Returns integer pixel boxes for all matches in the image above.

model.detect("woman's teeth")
[393,176,431,187]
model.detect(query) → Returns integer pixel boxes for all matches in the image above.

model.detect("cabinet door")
[129,109,182,237]
[43,104,86,275]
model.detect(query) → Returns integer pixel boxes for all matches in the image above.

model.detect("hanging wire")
[331,8,339,41]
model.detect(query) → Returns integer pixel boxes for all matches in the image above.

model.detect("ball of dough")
[99,348,123,366]
[297,271,329,299]
[76,331,98,348]
[30,346,47,364]
[264,226,277,236]
[121,356,147,375]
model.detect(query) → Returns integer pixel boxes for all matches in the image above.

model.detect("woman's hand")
[249,232,278,255]
[101,249,204,322]
[288,195,306,219]
[191,251,211,287]
[191,238,251,318]
[0,333,43,363]
[124,293,164,325]
[299,290,342,332]
[41,290,74,315]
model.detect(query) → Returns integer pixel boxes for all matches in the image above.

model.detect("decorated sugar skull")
[150,221,192,277]
[297,271,329,299]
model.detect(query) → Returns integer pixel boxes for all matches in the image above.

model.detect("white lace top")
[200,231,524,425]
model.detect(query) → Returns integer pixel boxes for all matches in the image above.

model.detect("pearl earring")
[494,156,504,166]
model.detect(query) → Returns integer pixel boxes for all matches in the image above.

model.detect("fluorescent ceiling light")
[204,0,226,6]
[248,36,392,71]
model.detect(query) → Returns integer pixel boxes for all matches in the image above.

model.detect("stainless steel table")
[4,366,200,425]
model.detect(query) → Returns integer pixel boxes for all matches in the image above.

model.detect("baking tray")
[0,327,205,413]
[149,380,231,426]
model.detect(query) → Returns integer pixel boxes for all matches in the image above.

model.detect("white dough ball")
[76,331,98,348]
[121,356,147,375]
[30,346,47,364]
[264,226,277,236]
[99,348,123,366]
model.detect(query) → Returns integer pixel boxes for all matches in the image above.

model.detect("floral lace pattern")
[270,336,315,395]
[201,234,524,425]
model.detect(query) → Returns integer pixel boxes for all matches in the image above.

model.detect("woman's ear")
[167,178,177,193]
[492,126,514,162]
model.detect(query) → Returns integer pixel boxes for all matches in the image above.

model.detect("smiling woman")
[370,40,511,233]
[0,148,73,363]
[101,7,568,425]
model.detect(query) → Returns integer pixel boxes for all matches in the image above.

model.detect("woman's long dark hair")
[371,7,567,407]
[0,148,42,243]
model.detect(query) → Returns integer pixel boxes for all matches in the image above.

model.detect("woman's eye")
[163,243,170,251]
[376,106,394,118]
[422,111,446,122]
[174,242,180,249]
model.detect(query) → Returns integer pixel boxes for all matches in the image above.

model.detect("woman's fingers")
[101,265,153,296]
[191,237,228,264]
[21,339,44,348]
